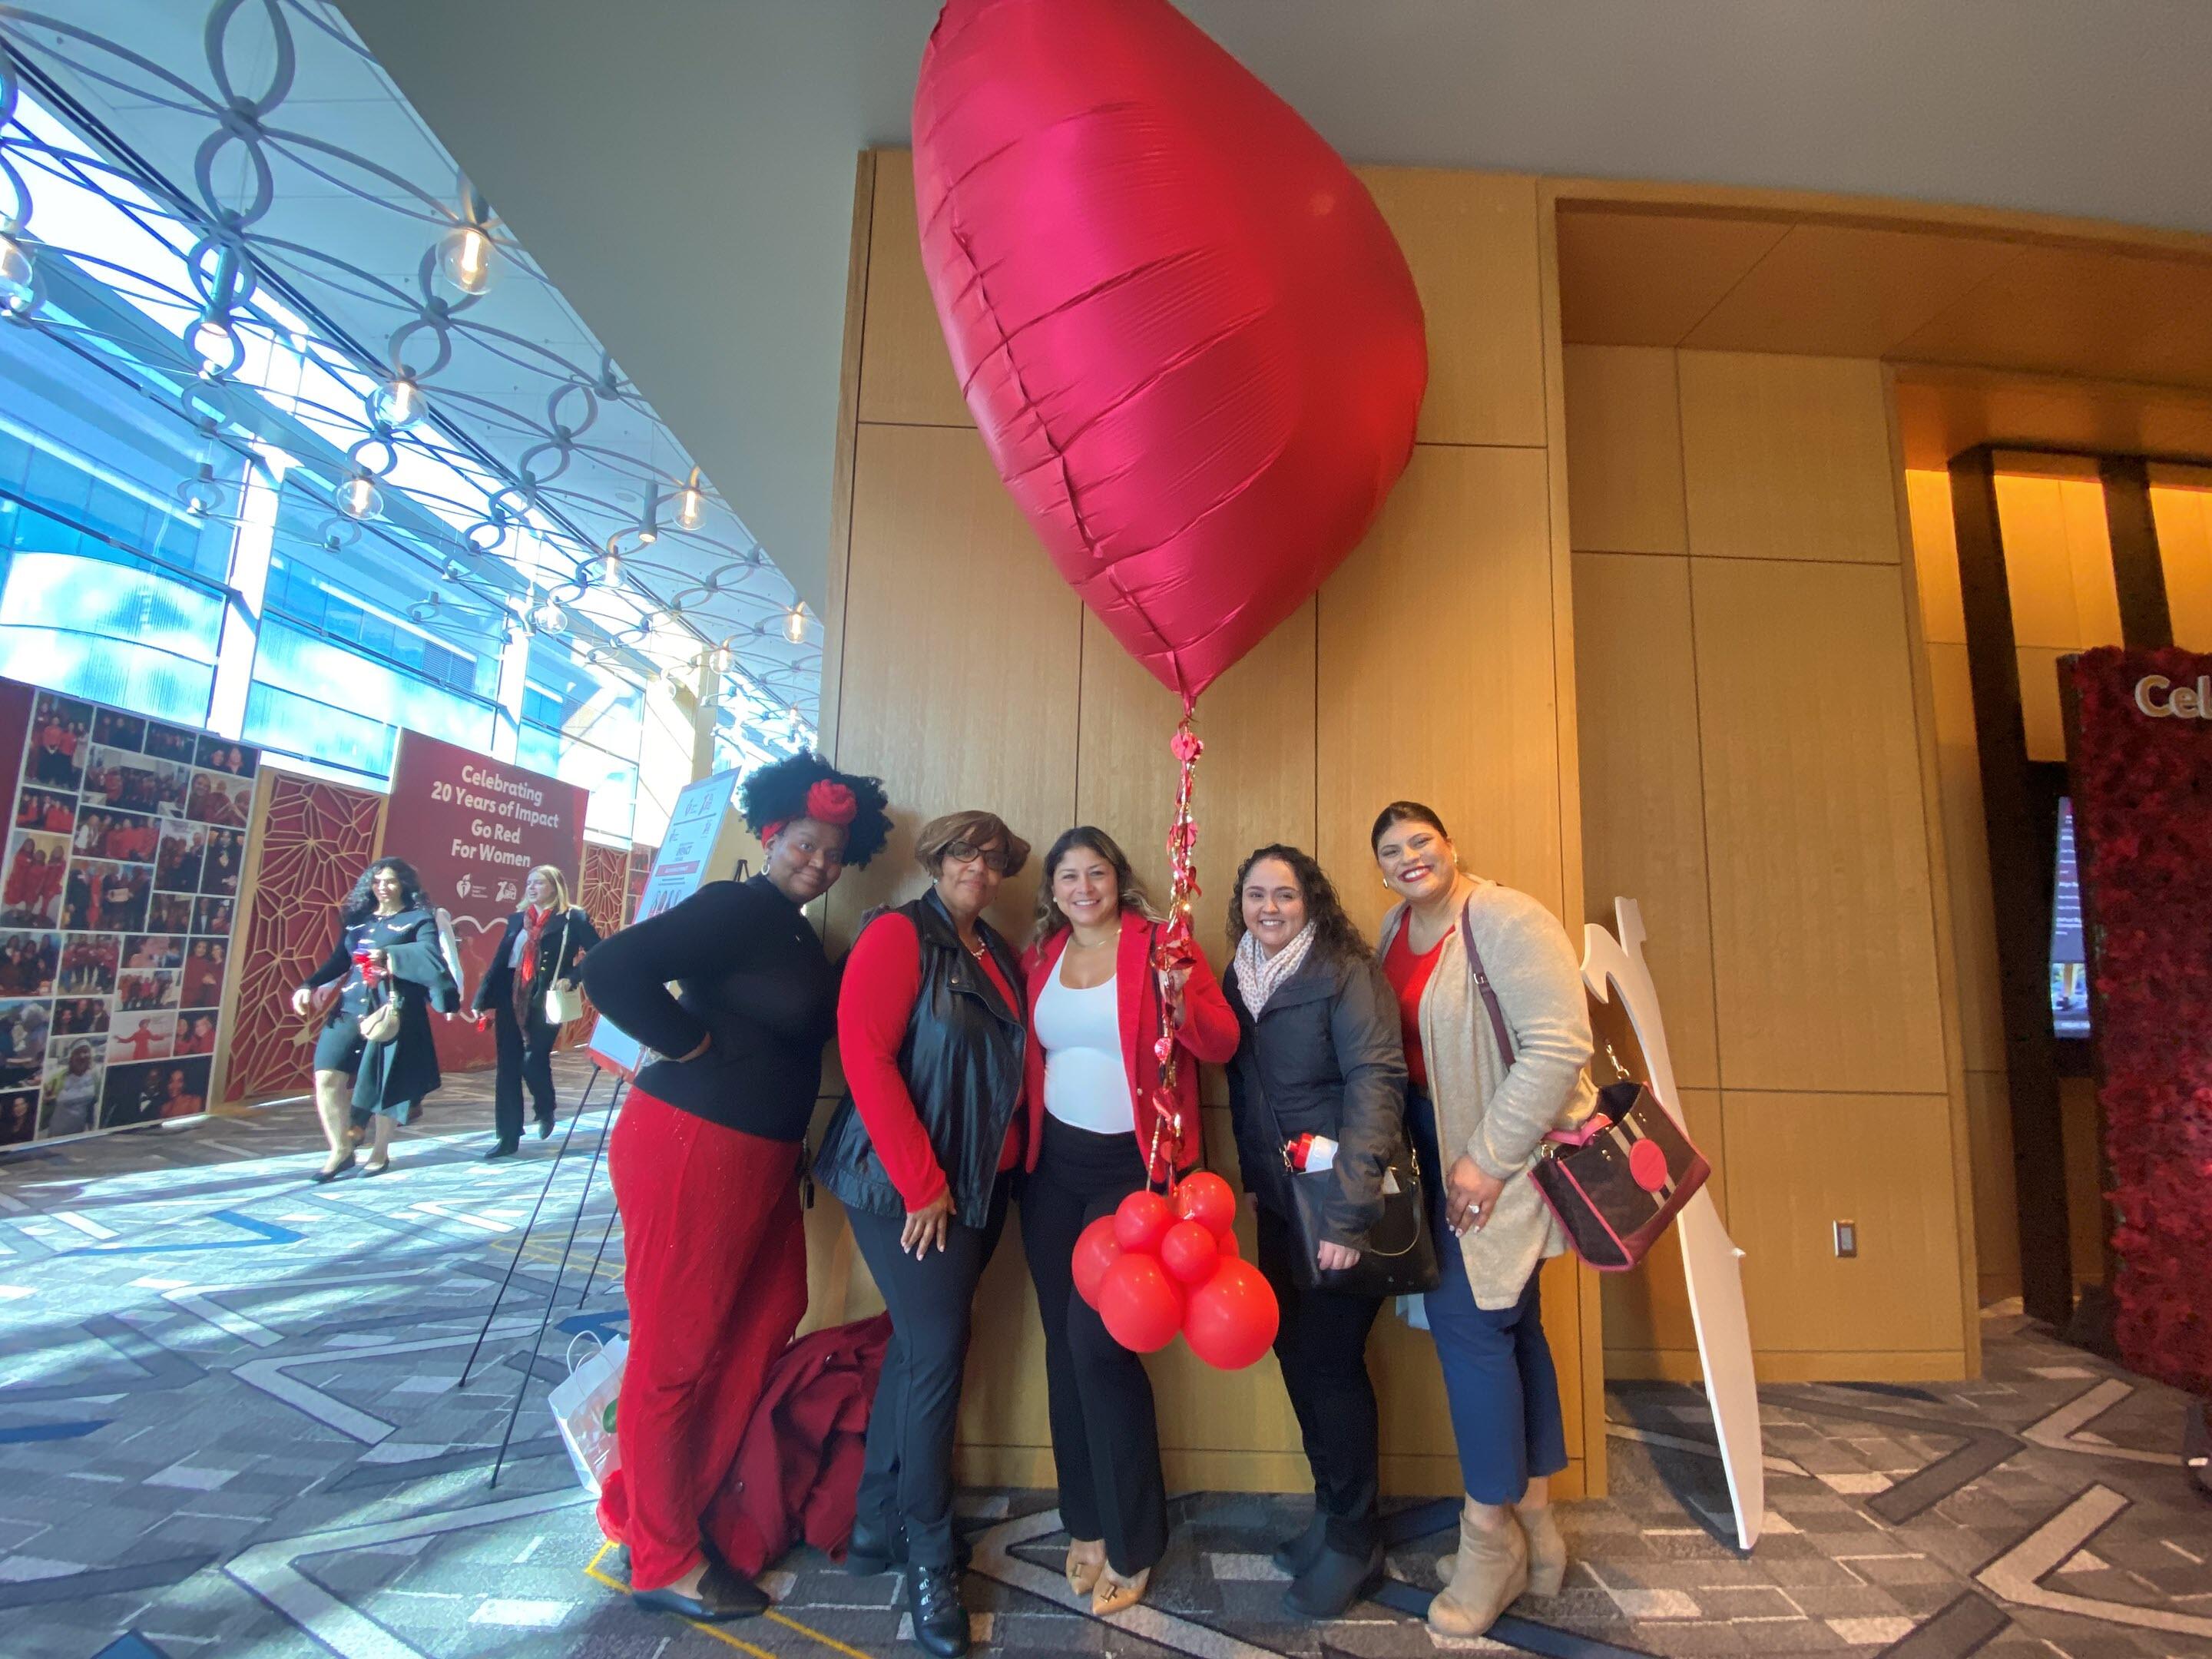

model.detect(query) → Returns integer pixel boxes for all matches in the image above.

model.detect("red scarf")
[518,905,549,987]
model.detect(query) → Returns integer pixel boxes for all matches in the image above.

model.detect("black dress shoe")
[1284,1538,1383,1621]
[310,1153,356,1184]
[845,1511,906,1575]
[631,1560,770,1622]
[1271,1511,1326,1577]
[535,1114,554,1141]
[484,1142,518,1161]
[905,1564,969,1658]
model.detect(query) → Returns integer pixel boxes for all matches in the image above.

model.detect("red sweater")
[836,911,1023,1211]
[1022,911,1239,1174]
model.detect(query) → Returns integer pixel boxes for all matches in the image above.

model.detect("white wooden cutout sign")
[1582,899,1765,1552]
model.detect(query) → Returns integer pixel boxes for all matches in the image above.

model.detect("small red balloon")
[1097,1252,1186,1353]
[1071,1214,1124,1308]
[1184,1257,1279,1370]
[1217,1227,1242,1260]
[1114,1189,1174,1254]
[1158,1218,1220,1286]
[1172,1171,1237,1239]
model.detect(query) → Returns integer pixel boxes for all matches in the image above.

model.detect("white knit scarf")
[1233,921,1316,1015]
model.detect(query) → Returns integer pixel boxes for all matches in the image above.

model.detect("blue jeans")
[1410,1089,1569,1504]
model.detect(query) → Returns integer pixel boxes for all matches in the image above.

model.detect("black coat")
[472,906,601,1022]
[306,909,462,1111]
[814,890,1026,1229]
[1223,950,1409,1249]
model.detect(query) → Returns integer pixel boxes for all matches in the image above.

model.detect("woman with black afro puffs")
[581,751,891,1623]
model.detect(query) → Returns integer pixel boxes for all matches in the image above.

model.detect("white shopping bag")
[548,1332,627,1497]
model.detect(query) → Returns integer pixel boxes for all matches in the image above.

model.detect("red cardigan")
[1021,910,1238,1174]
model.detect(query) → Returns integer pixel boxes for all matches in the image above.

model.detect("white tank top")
[1034,955,1132,1134]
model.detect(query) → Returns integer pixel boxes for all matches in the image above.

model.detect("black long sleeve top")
[578,875,836,1141]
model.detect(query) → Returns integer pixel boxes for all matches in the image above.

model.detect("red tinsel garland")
[2066,646,2212,1395]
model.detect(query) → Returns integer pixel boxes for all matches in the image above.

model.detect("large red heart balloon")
[913,0,1428,701]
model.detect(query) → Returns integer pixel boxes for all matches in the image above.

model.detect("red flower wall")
[2067,646,2212,1394]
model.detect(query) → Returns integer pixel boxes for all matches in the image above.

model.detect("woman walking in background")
[1221,844,1408,1618]
[583,753,890,1624]
[290,857,460,1181]
[1019,826,1237,1616]
[1371,802,1594,1640]
[473,863,599,1157]
[816,810,1031,1659]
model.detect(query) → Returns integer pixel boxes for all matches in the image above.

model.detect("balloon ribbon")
[1146,701,1204,1192]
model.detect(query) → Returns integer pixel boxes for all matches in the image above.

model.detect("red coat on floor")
[705,1313,894,1576]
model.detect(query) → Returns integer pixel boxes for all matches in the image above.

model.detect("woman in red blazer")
[1019,826,1237,1614]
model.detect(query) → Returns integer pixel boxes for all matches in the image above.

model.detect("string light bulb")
[531,596,567,634]
[373,374,426,429]
[710,640,733,674]
[179,462,220,518]
[783,602,809,644]
[189,311,240,377]
[0,233,32,313]
[337,473,383,522]
[675,470,705,531]
[439,222,497,296]
[598,550,623,587]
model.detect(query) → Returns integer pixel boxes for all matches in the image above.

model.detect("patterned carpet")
[1,1055,2207,1659]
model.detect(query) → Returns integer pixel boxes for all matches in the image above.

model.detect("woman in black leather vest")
[815,810,1031,1659]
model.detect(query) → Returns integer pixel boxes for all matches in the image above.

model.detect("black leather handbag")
[1252,1055,1439,1298]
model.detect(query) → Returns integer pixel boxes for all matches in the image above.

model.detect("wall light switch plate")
[1833,1220,1858,1258]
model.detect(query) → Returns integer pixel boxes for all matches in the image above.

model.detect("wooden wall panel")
[1678,352,1903,564]
[1571,552,1720,1091]
[1072,603,1316,973]
[1691,558,1949,1094]
[1990,463,2121,651]
[1722,1090,1965,1360]
[1563,346,1688,555]
[856,150,970,430]
[1965,1071,2022,1302]
[828,422,1081,946]
[1924,644,2006,1075]
[1316,445,1564,933]
[1359,168,1547,449]
[1556,210,1788,347]
[2148,468,2212,651]
[1906,469,1966,645]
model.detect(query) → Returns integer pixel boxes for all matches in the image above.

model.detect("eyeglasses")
[944,839,1013,874]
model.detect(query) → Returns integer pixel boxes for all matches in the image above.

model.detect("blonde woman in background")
[472,863,598,1157]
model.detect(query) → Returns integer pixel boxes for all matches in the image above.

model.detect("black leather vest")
[815,891,1027,1228]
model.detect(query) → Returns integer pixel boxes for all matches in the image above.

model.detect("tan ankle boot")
[1426,1502,1528,1638]
[1515,1502,1566,1598]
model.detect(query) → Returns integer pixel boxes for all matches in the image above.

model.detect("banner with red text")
[386,733,588,1073]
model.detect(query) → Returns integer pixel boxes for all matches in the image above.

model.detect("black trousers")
[1021,1116,1168,1575]
[1253,1206,1385,1551]
[848,1171,1011,1570]
[492,1002,558,1147]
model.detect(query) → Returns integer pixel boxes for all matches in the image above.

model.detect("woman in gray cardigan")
[1372,801,1594,1640]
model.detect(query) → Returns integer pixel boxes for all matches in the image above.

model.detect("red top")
[836,910,1022,1212]
[1022,910,1240,1176]
[1382,923,1447,1091]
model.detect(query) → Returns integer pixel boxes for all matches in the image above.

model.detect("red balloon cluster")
[1073,1172,1277,1369]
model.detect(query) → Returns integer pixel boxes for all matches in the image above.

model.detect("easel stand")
[455,1059,630,1488]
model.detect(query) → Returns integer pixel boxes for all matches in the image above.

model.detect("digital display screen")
[2051,797,2088,1038]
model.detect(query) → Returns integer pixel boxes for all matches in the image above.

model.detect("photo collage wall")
[0,690,252,1146]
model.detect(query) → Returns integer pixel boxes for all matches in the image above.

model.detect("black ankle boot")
[906,1564,969,1657]
[1270,1511,1326,1577]
[846,1511,906,1575]
[1285,1538,1384,1620]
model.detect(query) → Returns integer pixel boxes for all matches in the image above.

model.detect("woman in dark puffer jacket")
[1221,843,1409,1620]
